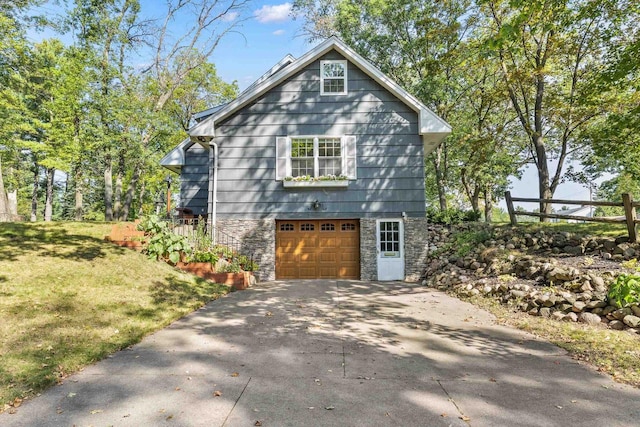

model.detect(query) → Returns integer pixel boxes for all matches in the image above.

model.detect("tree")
[479,0,624,220]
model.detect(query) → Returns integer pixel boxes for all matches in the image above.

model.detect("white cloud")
[254,3,292,23]
[221,11,239,22]
[272,29,286,36]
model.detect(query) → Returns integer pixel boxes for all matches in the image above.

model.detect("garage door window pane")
[321,223,335,231]
[280,223,295,231]
[341,223,356,231]
[301,223,315,231]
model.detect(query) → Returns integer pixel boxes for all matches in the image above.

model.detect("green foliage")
[237,254,258,272]
[188,250,219,265]
[137,215,191,264]
[426,207,481,225]
[452,229,493,257]
[217,259,242,273]
[607,273,640,308]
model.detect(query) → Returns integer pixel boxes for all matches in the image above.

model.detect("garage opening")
[275,219,360,279]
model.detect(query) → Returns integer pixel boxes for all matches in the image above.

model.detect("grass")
[466,295,640,387]
[493,221,629,237]
[0,222,230,410]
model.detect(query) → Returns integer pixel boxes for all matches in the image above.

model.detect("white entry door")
[376,219,404,281]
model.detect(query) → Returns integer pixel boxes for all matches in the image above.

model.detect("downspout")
[207,141,218,244]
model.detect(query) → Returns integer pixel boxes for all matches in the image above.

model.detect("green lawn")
[493,221,630,237]
[0,222,229,410]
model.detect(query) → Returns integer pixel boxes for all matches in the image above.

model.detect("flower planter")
[282,180,348,188]
[175,262,254,291]
[105,221,146,251]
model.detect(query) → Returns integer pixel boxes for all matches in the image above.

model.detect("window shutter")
[275,136,290,180]
[342,135,357,179]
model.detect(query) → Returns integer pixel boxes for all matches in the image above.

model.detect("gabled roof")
[189,36,451,155]
[159,137,192,173]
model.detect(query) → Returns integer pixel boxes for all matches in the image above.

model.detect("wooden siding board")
[181,50,426,218]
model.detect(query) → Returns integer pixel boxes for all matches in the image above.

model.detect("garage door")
[276,220,360,279]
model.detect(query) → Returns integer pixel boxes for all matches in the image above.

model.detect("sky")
[25,0,602,208]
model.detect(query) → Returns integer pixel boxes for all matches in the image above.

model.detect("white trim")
[282,180,348,188]
[189,36,451,145]
[160,137,192,172]
[320,59,348,95]
[376,219,405,281]
[288,135,349,179]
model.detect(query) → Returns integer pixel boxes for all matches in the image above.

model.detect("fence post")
[505,191,517,226]
[622,193,638,243]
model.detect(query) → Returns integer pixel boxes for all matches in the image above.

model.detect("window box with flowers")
[282,174,349,188]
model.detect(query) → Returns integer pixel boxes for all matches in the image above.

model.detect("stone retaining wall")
[216,219,276,282]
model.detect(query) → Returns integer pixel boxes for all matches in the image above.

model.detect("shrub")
[137,215,191,264]
[426,207,481,225]
[608,273,640,308]
[189,251,219,265]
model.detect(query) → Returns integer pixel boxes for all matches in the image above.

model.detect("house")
[553,206,595,223]
[160,37,451,282]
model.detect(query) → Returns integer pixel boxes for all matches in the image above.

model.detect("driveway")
[3,280,640,426]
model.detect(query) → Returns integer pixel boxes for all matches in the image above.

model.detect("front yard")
[0,222,229,411]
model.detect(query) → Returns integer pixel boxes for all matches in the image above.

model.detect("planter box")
[175,262,254,291]
[105,221,146,251]
[282,180,348,188]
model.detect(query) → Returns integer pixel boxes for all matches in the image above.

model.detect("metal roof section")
[160,137,192,173]
[189,36,452,152]
[192,103,228,123]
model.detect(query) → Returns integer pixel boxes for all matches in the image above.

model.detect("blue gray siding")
[180,143,208,216]
[182,50,426,219]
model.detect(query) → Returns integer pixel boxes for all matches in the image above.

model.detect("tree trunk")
[114,152,124,220]
[44,167,55,222]
[74,164,83,221]
[433,145,448,211]
[137,180,146,218]
[533,134,553,221]
[31,160,39,222]
[104,155,114,221]
[0,156,9,221]
[121,161,143,221]
[484,187,493,223]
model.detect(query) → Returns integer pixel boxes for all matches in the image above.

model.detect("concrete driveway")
[3,280,640,426]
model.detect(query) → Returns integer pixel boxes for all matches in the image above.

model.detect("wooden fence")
[504,192,640,243]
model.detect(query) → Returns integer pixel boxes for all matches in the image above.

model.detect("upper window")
[275,135,357,182]
[320,60,347,95]
[290,137,342,178]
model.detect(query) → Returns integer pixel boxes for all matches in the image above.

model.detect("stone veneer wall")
[216,219,276,282]
[360,217,430,282]
[403,217,430,282]
[360,219,377,281]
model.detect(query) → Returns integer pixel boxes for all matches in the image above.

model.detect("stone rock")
[602,305,617,316]
[551,311,566,321]
[564,312,578,322]
[564,245,584,255]
[591,276,607,292]
[623,315,640,328]
[580,281,593,292]
[612,307,632,321]
[585,300,607,309]
[572,301,586,313]
[602,252,612,260]
[539,307,552,318]
[579,312,602,325]
[631,305,640,317]
[609,320,625,330]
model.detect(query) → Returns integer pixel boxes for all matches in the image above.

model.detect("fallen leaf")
[67,392,76,398]
[8,408,17,414]
[213,390,222,397]
[325,406,335,410]
[254,421,263,426]
[166,415,173,420]
[56,407,64,414]
[90,409,103,414]
[571,400,577,403]
[265,311,273,317]
[440,413,447,417]
[175,387,181,391]
[230,372,239,377]
[489,378,497,382]
[556,405,563,409]
[460,415,471,421]
[12,398,22,408]
[308,407,315,410]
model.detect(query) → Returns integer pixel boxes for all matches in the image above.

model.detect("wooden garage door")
[276,220,360,279]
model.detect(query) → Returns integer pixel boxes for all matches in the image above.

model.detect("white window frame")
[275,135,357,182]
[290,136,343,178]
[320,60,348,95]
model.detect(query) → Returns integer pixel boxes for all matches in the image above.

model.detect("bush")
[426,207,481,225]
[137,215,191,264]
[608,273,640,308]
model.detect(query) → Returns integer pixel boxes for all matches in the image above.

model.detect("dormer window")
[320,60,347,95]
